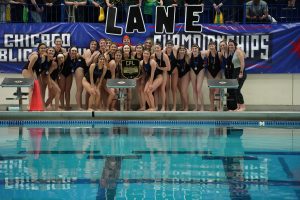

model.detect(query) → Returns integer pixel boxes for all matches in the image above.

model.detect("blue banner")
[0,23,300,73]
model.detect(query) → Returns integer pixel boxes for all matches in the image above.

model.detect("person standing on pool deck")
[228,39,247,111]
[206,40,222,111]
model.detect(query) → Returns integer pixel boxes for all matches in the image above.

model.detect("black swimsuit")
[23,54,44,77]
[115,62,122,79]
[51,67,59,81]
[177,58,190,78]
[190,54,204,75]
[85,64,104,83]
[63,55,87,77]
[143,59,152,81]
[167,51,177,75]
[135,54,143,61]
[154,53,166,76]
[224,54,234,79]
[207,52,221,78]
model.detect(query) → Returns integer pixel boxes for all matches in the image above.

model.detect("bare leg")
[160,72,167,111]
[75,68,84,110]
[22,69,34,110]
[58,75,66,109]
[65,75,73,110]
[171,69,178,111]
[207,72,215,111]
[196,69,205,111]
[190,70,198,111]
[180,73,190,111]
[137,78,145,111]
[165,75,171,111]
[126,88,132,111]
[144,75,163,110]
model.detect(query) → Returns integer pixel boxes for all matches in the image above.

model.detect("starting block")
[207,79,239,111]
[107,79,136,111]
[1,78,34,111]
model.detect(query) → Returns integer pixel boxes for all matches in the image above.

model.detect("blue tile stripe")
[18,150,101,154]
[245,151,300,155]
[0,120,300,127]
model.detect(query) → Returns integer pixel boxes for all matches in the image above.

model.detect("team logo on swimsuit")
[121,59,140,79]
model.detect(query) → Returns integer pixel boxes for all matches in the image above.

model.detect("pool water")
[0,124,299,199]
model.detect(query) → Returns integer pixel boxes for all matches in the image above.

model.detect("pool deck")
[1,110,300,121]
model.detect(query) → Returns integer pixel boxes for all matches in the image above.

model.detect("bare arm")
[83,50,100,67]
[163,53,171,72]
[237,49,245,73]
[65,0,75,6]
[77,0,87,6]
[28,54,38,77]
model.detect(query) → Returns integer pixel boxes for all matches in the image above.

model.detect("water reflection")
[0,125,297,199]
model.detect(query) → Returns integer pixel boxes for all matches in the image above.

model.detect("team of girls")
[22,37,246,111]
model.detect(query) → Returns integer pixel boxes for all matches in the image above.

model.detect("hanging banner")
[0,23,300,73]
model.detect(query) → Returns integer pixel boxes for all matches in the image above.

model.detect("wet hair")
[135,43,144,51]
[122,44,132,55]
[154,42,162,48]
[208,40,217,46]
[70,46,78,52]
[228,39,238,47]
[178,45,186,51]
[219,40,227,45]
[47,47,55,52]
[166,40,174,46]
[54,37,62,43]
[191,44,200,50]
[109,43,118,51]
[89,39,99,49]
[57,53,65,59]
[145,38,153,44]
[143,49,151,53]
[114,49,123,58]
[99,38,106,44]
[105,38,112,43]
[177,46,186,57]
[97,54,106,62]
[98,54,105,59]
[38,43,47,50]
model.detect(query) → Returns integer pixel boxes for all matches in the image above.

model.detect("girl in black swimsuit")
[152,42,171,111]
[82,54,107,110]
[105,43,118,63]
[64,47,87,110]
[206,40,222,111]
[45,48,61,111]
[164,40,178,111]
[189,44,206,111]
[143,49,162,111]
[177,46,190,111]
[105,50,123,111]
[53,37,67,58]
[22,43,47,110]
[133,44,146,111]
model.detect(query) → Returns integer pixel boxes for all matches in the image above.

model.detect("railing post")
[61,1,65,22]
[243,2,246,24]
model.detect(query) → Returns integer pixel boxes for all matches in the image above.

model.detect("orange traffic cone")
[29,128,44,159]
[29,80,44,111]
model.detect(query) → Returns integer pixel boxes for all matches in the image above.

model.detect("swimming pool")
[0,120,299,200]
